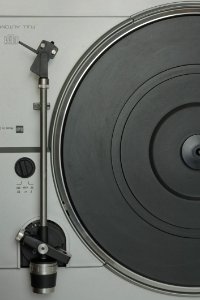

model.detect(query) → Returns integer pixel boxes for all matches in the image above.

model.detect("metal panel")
[0,0,189,17]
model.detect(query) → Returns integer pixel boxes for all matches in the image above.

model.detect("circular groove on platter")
[52,4,200,294]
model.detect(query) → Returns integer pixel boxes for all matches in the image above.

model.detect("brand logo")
[16,126,24,133]
[4,34,19,45]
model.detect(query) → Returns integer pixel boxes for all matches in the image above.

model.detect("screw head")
[38,243,48,255]
[40,42,45,49]
[51,49,57,55]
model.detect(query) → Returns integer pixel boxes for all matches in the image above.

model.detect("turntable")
[1,1,200,299]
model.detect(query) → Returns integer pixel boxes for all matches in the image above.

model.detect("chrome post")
[39,77,49,241]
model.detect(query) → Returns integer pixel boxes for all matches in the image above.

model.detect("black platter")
[53,8,200,293]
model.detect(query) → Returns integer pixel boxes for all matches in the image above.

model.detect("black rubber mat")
[61,15,200,286]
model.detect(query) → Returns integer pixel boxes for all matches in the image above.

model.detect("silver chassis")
[51,2,200,296]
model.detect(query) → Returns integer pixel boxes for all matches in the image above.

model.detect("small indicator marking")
[16,126,24,133]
